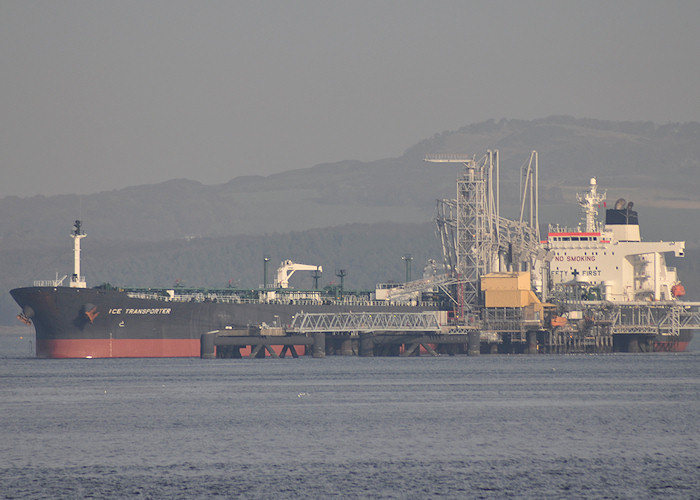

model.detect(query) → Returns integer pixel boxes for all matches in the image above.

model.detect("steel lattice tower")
[429,150,540,318]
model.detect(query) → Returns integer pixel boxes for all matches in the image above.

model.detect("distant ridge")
[2,117,700,323]
[2,116,699,243]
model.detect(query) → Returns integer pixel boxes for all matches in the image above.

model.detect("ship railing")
[424,153,474,163]
[34,278,67,287]
[122,290,434,307]
[34,280,59,287]
[34,274,68,287]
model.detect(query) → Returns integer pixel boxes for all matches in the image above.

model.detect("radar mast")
[576,178,606,232]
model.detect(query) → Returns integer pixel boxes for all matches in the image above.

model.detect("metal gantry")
[428,150,540,316]
[289,311,441,334]
[603,302,700,336]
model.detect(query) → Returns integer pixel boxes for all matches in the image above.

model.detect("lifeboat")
[551,316,568,328]
[671,283,686,298]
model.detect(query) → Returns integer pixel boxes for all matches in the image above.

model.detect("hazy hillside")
[2,117,699,246]
[3,116,700,324]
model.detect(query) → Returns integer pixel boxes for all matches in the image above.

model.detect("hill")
[2,116,700,323]
[2,116,699,245]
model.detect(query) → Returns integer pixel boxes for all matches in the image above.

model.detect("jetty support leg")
[422,343,438,357]
[249,344,263,359]
[359,333,374,357]
[401,342,420,357]
[201,333,216,359]
[527,331,538,354]
[264,344,279,359]
[467,331,480,356]
[312,332,326,358]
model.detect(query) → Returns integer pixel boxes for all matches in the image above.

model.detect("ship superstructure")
[545,178,685,302]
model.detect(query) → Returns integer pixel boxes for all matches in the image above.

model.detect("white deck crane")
[275,260,322,288]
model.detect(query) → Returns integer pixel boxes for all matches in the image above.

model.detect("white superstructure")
[544,178,685,302]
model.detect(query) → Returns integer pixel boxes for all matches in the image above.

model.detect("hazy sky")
[2,1,699,198]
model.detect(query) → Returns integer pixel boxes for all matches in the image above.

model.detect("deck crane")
[275,260,322,288]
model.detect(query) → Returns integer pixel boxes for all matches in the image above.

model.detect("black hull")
[10,287,694,358]
[10,286,435,358]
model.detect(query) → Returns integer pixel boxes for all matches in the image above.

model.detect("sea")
[1,328,698,499]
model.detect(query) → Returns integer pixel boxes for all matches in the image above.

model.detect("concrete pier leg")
[339,339,354,356]
[489,343,498,355]
[359,333,374,357]
[467,331,480,356]
[422,343,439,356]
[627,336,640,353]
[312,332,326,358]
[527,331,538,354]
[249,344,264,359]
[201,333,216,359]
[401,342,420,357]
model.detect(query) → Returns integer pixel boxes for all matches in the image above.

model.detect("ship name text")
[108,308,172,315]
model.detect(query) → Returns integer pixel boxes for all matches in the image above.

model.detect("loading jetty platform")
[200,306,699,359]
[201,311,480,359]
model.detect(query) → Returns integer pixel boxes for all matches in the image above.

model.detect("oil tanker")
[10,152,696,357]
[10,222,442,358]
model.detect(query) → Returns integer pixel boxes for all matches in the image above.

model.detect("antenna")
[335,269,347,298]
[312,266,322,290]
[402,254,413,282]
[263,255,271,288]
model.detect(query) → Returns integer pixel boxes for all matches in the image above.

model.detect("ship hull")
[11,286,434,358]
[653,330,693,353]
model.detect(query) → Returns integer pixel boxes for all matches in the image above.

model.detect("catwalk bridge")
[287,311,442,334]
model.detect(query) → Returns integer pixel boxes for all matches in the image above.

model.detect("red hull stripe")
[36,339,308,358]
[37,339,201,358]
[654,341,690,353]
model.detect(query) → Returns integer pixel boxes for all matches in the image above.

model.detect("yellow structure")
[481,271,548,322]
[481,272,537,307]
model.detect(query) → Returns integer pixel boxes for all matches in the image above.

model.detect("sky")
[2,0,699,198]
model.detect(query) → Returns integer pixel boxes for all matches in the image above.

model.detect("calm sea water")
[1,331,698,499]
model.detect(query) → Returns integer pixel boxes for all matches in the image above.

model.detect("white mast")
[576,177,606,232]
[70,220,87,288]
